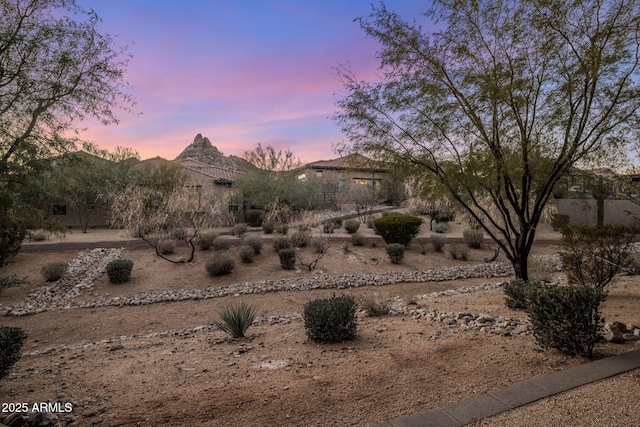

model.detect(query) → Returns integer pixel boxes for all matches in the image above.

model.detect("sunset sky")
[75,1,431,162]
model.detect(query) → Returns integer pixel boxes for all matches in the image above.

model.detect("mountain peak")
[175,134,241,171]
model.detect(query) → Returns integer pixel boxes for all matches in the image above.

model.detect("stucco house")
[296,153,405,208]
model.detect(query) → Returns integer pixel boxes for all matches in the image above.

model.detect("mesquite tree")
[110,181,234,263]
[334,0,640,280]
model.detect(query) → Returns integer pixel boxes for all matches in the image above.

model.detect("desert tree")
[43,143,139,233]
[0,0,132,262]
[110,177,234,263]
[236,143,318,210]
[334,0,640,280]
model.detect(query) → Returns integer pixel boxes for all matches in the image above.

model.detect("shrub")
[561,225,638,291]
[231,223,248,237]
[262,222,274,234]
[0,275,27,295]
[0,326,26,381]
[332,217,344,228]
[243,235,263,254]
[211,236,232,251]
[449,243,469,260]
[463,228,484,249]
[278,248,296,270]
[272,236,291,253]
[303,295,357,343]
[290,230,310,248]
[351,232,364,246]
[503,279,538,310]
[213,302,256,338]
[157,238,175,255]
[197,232,218,250]
[169,228,186,240]
[373,215,422,246]
[275,223,289,235]
[311,236,329,254]
[526,284,604,358]
[41,262,67,282]
[433,222,449,233]
[550,213,570,231]
[205,251,235,276]
[28,229,47,241]
[239,245,256,263]
[430,234,447,252]
[106,259,134,284]
[366,216,376,229]
[0,218,26,267]
[344,219,361,234]
[359,292,390,316]
[245,209,263,227]
[322,220,335,234]
[385,243,405,264]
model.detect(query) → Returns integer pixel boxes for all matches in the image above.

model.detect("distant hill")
[175,134,256,172]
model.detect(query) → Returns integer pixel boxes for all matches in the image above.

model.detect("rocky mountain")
[175,134,255,171]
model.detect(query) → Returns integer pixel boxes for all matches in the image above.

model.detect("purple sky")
[75,1,432,162]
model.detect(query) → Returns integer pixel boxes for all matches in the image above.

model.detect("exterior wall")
[46,205,110,229]
[304,168,393,208]
[554,199,640,226]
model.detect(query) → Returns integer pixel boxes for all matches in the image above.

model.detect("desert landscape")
[0,220,639,427]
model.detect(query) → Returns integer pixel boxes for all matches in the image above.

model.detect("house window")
[298,173,306,180]
[52,204,67,215]
[354,178,372,185]
[316,171,323,178]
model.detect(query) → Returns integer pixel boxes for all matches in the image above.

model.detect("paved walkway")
[375,349,640,426]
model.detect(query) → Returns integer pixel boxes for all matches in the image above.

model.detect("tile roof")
[176,158,245,183]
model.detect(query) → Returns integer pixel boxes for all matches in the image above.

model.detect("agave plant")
[213,302,257,338]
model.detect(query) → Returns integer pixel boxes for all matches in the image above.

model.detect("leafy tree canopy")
[334,0,640,280]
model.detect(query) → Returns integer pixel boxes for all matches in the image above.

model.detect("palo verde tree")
[0,0,132,262]
[334,0,640,280]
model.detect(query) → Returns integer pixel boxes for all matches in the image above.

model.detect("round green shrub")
[322,221,335,234]
[231,223,248,237]
[385,243,405,264]
[449,243,469,260]
[197,232,218,250]
[239,245,256,263]
[41,262,67,282]
[243,235,263,254]
[344,219,361,234]
[351,232,364,246]
[430,234,447,252]
[273,235,292,252]
[0,326,26,381]
[290,230,310,248]
[278,248,296,270]
[526,284,604,357]
[211,236,232,251]
[433,222,449,233]
[463,228,484,249]
[106,259,134,284]
[205,250,235,276]
[373,215,422,246]
[262,222,274,234]
[303,295,357,343]
[503,279,539,310]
